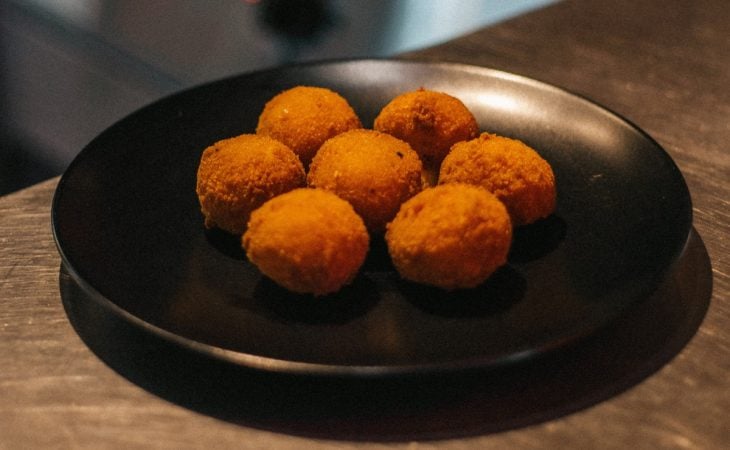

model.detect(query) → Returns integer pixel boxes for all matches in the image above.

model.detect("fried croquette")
[242,188,369,296]
[373,88,479,169]
[386,183,512,290]
[307,129,423,234]
[196,134,305,235]
[439,133,556,226]
[256,86,362,166]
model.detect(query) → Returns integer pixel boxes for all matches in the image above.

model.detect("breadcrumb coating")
[256,86,362,166]
[373,88,479,169]
[197,87,558,295]
[242,188,369,296]
[439,133,556,226]
[386,183,513,290]
[196,134,305,235]
[307,129,423,233]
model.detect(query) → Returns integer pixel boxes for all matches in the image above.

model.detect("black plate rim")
[51,58,693,378]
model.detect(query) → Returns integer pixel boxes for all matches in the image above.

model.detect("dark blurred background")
[0,0,554,196]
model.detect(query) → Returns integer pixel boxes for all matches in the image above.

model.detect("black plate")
[52,59,692,376]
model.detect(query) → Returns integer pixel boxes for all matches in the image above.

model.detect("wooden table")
[2,0,728,448]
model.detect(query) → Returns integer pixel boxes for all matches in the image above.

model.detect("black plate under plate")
[52,59,692,376]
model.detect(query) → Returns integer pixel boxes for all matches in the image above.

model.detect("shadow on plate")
[509,215,567,263]
[397,265,525,318]
[59,229,712,442]
[249,275,381,325]
[204,228,247,260]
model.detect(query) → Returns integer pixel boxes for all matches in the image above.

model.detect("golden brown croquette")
[439,133,556,226]
[242,188,369,296]
[196,134,305,235]
[256,86,362,166]
[373,88,479,169]
[386,183,512,290]
[307,129,423,234]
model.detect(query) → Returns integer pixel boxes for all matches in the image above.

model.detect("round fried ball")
[386,183,512,290]
[307,129,423,234]
[373,88,479,169]
[439,133,556,226]
[196,134,305,235]
[256,86,362,166]
[242,188,369,296]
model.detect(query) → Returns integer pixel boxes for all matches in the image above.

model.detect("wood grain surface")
[2,0,728,448]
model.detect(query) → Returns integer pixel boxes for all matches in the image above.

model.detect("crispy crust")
[307,129,423,234]
[386,183,512,289]
[374,88,479,169]
[439,133,556,226]
[256,86,362,166]
[196,134,305,235]
[242,188,369,296]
